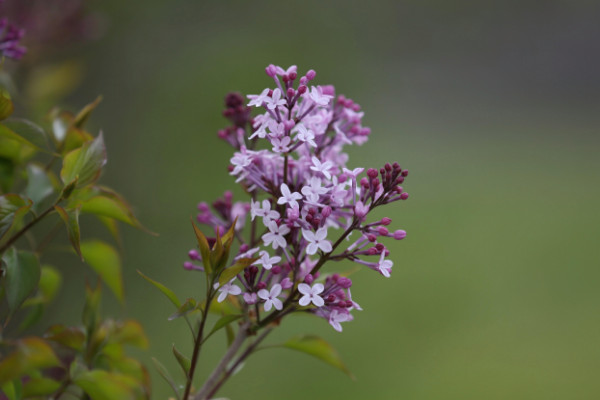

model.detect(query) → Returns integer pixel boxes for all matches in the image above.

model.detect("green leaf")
[191,220,212,274]
[202,314,242,344]
[279,335,353,378]
[218,257,257,287]
[221,218,237,247]
[21,377,61,397]
[151,357,180,400]
[44,325,86,351]
[0,380,21,400]
[17,304,44,332]
[38,265,61,302]
[0,337,61,384]
[74,370,137,400]
[172,344,191,376]
[198,297,240,316]
[137,270,181,308]
[78,188,154,234]
[111,320,149,349]
[0,157,15,192]
[80,240,123,302]
[168,298,197,321]
[24,164,54,213]
[74,96,102,128]
[0,119,51,154]
[82,281,102,334]
[55,205,82,260]
[0,194,32,243]
[97,216,122,246]
[2,248,41,315]
[0,89,14,121]
[60,133,106,188]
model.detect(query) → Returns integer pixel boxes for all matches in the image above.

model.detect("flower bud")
[188,249,200,260]
[393,230,406,240]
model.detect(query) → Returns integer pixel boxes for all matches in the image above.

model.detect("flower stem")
[183,290,214,400]
[193,322,252,400]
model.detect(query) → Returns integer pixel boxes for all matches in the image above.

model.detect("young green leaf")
[80,240,123,302]
[0,337,61,384]
[0,380,21,400]
[172,344,191,376]
[55,205,82,260]
[21,377,61,397]
[82,281,102,335]
[0,90,14,121]
[74,370,137,400]
[168,298,197,321]
[218,257,258,287]
[44,325,86,351]
[0,119,51,154]
[202,314,242,344]
[0,194,32,243]
[0,157,15,193]
[191,220,212,274]
[24,164,54,213]
[137,270,181,308]
[279,335,354,379]
[2,248,41,315]
[38,265,61,303]
[110,320,149,349]
[151,357,180,400]
[73,96,102,128]
[60,132,106,188]
[79,189,154,234]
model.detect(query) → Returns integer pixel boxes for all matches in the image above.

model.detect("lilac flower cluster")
[0,17,26,60]
[187,65,409,332]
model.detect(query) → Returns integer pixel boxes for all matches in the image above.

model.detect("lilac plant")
[0,17,26,60]
[146,64,411,400]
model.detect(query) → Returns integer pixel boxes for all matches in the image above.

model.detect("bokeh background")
[13,0,600,399]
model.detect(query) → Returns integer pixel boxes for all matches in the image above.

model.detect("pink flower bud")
[306,69,316,80]
[188,249,200,260]
[266,64,277,77]
[305,274,314,284]
[283,119,295,131]
[378,227,389,236]
[338,277,352,288]
[381,217,392,225]
[400,192,409,200]
[393,230,406,240]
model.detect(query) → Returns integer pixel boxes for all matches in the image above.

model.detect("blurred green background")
[30,0,600,399]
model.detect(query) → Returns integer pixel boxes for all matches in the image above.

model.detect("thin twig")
[193,322,251,400]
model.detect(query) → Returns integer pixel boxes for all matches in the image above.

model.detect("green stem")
[195,323,269,400]
[183,289,214,400]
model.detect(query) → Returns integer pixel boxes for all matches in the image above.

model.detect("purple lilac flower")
[0,18,26,59]
[187,64,410,332]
